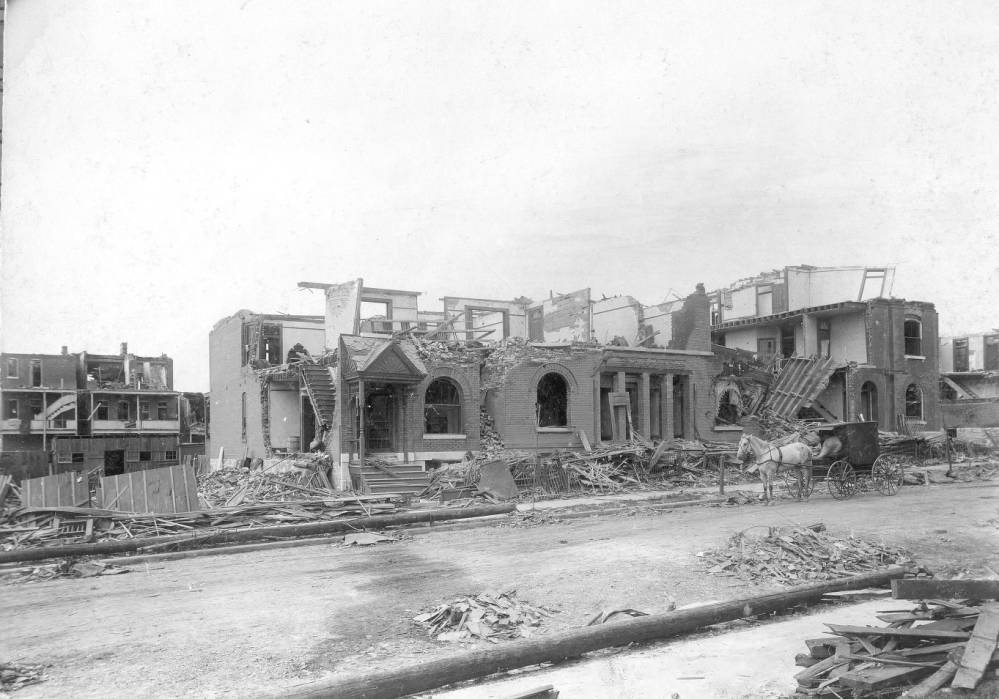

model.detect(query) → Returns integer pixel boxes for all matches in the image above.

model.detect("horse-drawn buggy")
[737,421,906,502]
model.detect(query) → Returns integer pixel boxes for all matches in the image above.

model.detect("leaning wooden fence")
[99,464,200,514]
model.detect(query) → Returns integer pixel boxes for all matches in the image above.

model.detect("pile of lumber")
[199,462,335,507]
[412,590,558,642]
[699,525,913,585]
[0,496,403,551]
[0,662,45,693]
[792,579,999,697]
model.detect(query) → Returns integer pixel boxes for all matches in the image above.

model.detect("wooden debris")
[892,578,999,601]
[412,590,559,642]
[699,526,912,585]
[1,558,130,584]
[0,662,45,692]
[790,593,999,697]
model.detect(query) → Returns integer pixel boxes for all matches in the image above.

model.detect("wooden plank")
[825,624,971,641]
[838,664,935,691]
[952,603,999,689]
[892,578,999,600]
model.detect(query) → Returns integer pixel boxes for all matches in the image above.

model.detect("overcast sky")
[2,1,998,390]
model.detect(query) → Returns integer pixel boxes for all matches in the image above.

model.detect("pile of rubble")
[2,559,130,584]
[699,525,913,585]
[792,583,999,697]
[198,455,335,507]
[480,338,596,391]
[1,662,45,693]
[412,590,558,642]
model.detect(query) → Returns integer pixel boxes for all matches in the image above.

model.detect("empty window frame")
[360,301,392,333]
[139,451,152,462]
[96,403,109,420]
[6,399,18,419]
[165,450,178,461]
[465,307,509,341]
[904,318,922,356]
[536,372,568,427]
[5,358,18,378]
[904,384,923,420]
[424,378,462,434]
[716,389,741,426]
[859,268,888,301]
[140,402,150,421]
[71,453,85,464]
[118,400,131,422]
[261,323,282,365]
[952,338,969,372]
[818,320,831,358]
[157,401,168,420]
[756,285,773,316]
[30,359,42,387]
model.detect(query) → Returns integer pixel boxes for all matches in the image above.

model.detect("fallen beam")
[278,567,911,699]
[892,578,999,601]
[0,503,516,565]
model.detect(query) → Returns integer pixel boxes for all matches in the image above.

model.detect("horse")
[735,433,814,504]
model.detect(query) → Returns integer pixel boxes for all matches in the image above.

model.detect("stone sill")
[713,425,744,431]
[537,427,573,433]
[905,355,926,361]
[422,434,467,440]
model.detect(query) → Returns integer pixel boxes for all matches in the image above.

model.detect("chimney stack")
[61,346,68,356]
[120,342,128,356]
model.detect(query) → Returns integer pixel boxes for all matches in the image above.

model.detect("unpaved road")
[3,482,998,698]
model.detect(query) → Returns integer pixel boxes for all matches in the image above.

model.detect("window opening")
[71,453,85,464]
[140,402,150,421]
[860,381,879,425]
[165,450,178,461]
[953,338,969,372]
[118,400,131,422]
[904,384,923,420]
[6,399,18,419]
[5,358,18,378]
[139,451,152,462]
[757,285,773,316]
[30,359,42,387]
[904,319,922,356]
[360,301,392,333]
[261,323,282,365]
[424,378,461,434]
[716,389,741,426]
[537,373,568,427]
[859,268,887,301]
[157,401,168,420]
[818,320,831,358]
[96,403,109,420]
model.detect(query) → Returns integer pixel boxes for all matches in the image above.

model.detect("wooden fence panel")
[99,464,200,514]
[22,471,90,508]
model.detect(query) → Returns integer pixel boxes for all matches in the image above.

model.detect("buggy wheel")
[782,469,815,499]
[827,460,857,499]
[872,455,904,496]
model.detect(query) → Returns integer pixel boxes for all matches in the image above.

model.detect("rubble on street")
[699,525,913,585]
[413,590,559,643]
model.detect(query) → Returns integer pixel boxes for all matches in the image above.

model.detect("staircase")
[299,364,336,428]
[351,456,430,495]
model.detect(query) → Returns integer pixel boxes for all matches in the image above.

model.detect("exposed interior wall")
[532,288,591,342]
[726,286,756,320]
[827,312,868,363]
[591,296,641,344]
[642,300,676,347]
[281,322,325,357]
[268,388,300,450]
[362,287,420,324]
[442,297,528,338]
[721,327,759,353]
[208,312,267,460]
[324,279,363,348]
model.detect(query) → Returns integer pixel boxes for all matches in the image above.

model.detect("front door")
[365,387,396,452]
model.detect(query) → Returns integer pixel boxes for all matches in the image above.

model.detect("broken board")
[100,463,200,514]
[22,471,89,508]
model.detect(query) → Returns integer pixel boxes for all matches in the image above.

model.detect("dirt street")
[3,482,998,698]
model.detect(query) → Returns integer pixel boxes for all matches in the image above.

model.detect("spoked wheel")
[827,460,857,499]
[872,454,904,496]
[782,469,815,499]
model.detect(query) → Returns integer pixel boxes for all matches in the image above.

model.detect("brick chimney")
[61,345,68,355]
[120,342,128,356]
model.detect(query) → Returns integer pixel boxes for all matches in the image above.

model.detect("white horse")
[735,433,813,504]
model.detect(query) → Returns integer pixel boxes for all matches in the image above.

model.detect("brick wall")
[489,349,602,451]
[667,284,711,352]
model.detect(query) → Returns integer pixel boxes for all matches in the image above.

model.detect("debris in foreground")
[791,597,999,697]
[0,661,45,692]
[699,525,913,585]
[413,590,558,642]
[1,558,130,584]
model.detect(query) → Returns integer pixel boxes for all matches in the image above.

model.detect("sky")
[2,1,998,391]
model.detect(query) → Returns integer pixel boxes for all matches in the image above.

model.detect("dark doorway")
[365,386,396,452]
[780,325,796,359]
[599,387,613,440]
[860,382,879,425]
[673,376,686,438]
[104,449,125,476]
[301,396,317,451]
[528,308,544,342]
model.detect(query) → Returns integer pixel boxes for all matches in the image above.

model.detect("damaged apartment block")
[938,330,999,439]
[208,279,723,494]
[708,265,941,432]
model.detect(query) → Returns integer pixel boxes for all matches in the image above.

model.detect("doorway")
[104,449,125,476]
[365,386,396,452]
[860,382,879,425]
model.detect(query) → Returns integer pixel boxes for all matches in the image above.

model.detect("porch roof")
[339,335,428,383]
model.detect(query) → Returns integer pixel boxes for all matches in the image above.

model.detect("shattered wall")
[441,297,528,339]
[529,289,591,343]
[324,279,363,347]
[591,296,642,345]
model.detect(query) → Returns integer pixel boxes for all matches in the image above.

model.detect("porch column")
[639,373,651,438]
[615,371,627,440]
[592,374,602,446]
[357,379,366,466]
[662,374,674,439]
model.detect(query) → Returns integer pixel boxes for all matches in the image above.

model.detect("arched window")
[904,384,923,420]
[536,373,568,427]
[424,378,461,434]
[904,318,922,356]
[716,389,741,426]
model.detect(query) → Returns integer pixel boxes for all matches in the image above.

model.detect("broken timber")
[0,503,515,565]
[282,567,910,699]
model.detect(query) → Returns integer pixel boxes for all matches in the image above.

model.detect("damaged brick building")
[709,265,941,431]
[207,279,722,493]
[939,330,999,430]
[0,344,203,480]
